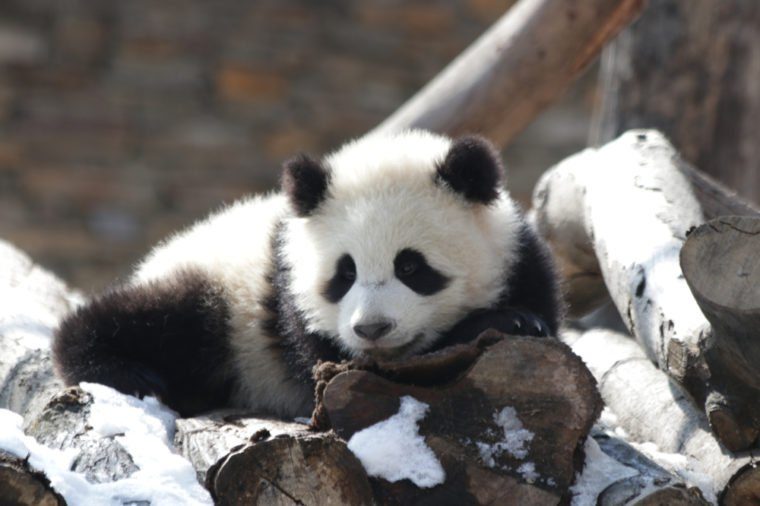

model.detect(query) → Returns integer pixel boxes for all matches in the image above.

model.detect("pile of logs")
[4,0,760,504]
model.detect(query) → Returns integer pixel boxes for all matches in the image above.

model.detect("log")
[680,216,760,451]
[0,241,78,422]
[532,129,709,352]
[591,0,760,206]
[175,410,375,506]
[587,430,708,505]
[0,451,65,506]
[374,0,646,147]
[565,327,760,505]
[320,332,602,505]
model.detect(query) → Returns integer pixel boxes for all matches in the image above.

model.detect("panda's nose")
[353,320,395,341]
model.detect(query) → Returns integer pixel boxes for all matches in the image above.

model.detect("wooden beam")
[374,0,646,146]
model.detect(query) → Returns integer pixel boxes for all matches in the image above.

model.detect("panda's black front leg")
[438,307,551,349]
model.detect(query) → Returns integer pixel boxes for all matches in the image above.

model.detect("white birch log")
[374,0,645,146]
[532,129,709,364]
[565,327,760,505]
[532,129,760,451]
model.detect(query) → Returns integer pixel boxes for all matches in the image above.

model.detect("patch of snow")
[0,384,212,506]
[347,395,445,488]
[570,437,638,506]
[517,462,539,483]
[477,406,534,467]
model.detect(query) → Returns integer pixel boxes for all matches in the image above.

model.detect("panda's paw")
[497,308,551,338]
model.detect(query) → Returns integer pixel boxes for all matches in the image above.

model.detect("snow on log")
[319,332,602,505]
[374,0,645,146]
[565,327,760,504]
[571,430,708,506]
[680,216,760,452]
[0,241,80,422]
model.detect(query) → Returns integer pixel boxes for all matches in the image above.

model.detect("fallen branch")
[374,0,645,146]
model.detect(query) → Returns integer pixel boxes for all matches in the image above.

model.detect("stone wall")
[0,0,593,291]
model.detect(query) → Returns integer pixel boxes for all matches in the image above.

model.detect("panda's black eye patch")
[394,248,450,296]
[323,254,356,303]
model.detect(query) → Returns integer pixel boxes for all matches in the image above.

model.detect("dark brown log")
[591,0,760,206]
[321,332,602,505]
[374,0,646,147]
[205,433,374,506]
[680,216,760,451]
[0,452,65,506]
[566,327,760,504]
[174,411,311,484]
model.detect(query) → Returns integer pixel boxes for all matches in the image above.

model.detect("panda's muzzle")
[353,319,396,341]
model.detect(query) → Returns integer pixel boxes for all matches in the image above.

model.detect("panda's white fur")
[283,131,520,356]
[53,129,560,418]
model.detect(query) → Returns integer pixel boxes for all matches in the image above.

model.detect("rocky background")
[0,0,595,291]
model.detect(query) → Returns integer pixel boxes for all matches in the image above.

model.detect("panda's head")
[279,130,521,358]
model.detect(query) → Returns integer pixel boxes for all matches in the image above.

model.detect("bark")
[591,0,760,206]
[374,0,646,147]
[320,332,602,505]
[565,327,760,504]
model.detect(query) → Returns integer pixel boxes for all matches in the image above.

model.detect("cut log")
[0,452,65,506]
[374,0,645,146]
[320,332,602,505]
[205,432,374,506]
[174,411,309,484]
[680,216,760,451]
[566,327,760,504]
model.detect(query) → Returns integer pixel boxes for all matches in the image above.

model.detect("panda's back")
[133,193,287,305]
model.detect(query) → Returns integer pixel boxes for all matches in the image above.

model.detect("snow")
[0,384,212,506]
[476,406,534,467]
[347,395,445,488]
[569,437,638,506]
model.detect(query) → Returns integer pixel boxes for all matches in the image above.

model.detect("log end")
[322,333,602,504]
[206,434,374,506]
[722,464,760,506]
[0,452,66,506]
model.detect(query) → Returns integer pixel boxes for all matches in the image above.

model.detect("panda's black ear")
[436,135,503,205]
[281,154,330,217]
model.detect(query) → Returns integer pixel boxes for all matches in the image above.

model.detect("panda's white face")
[280,131,521,358]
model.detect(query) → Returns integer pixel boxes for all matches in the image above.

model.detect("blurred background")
[0,0,596,291]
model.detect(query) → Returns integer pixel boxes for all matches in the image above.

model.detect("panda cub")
[53,130,561,418]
